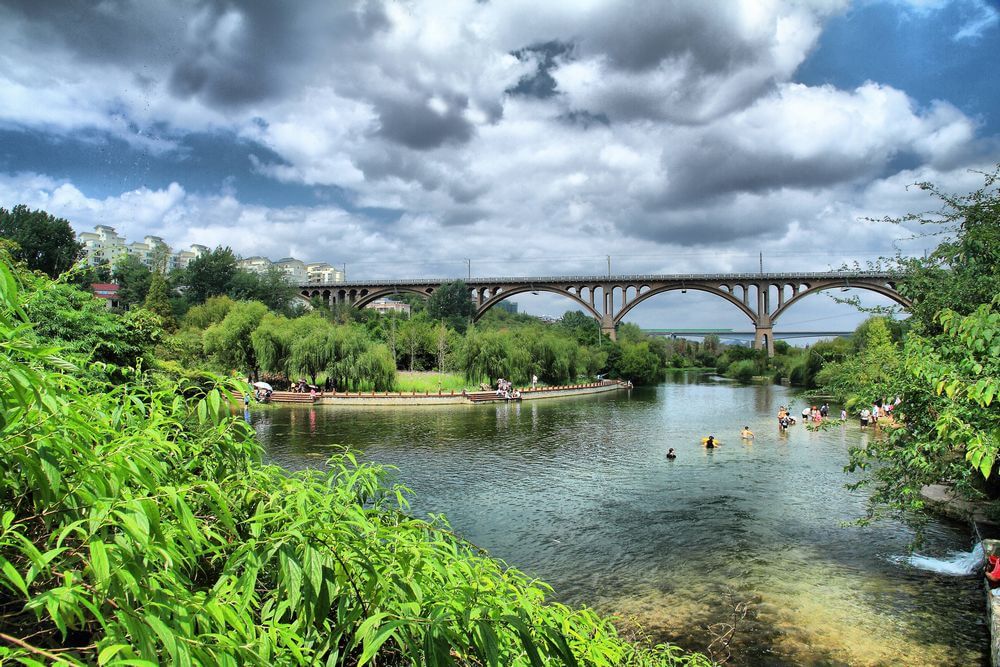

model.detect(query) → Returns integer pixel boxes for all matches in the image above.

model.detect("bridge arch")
[475,285,602,322]
[352,287,433,310]
[613,284,757,327]
[770,281,911,323]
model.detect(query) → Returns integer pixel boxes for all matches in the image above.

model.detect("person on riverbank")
[531,374,537,389]
[741,426,754,440]
[802,406,810,422]
[666,448,676,459]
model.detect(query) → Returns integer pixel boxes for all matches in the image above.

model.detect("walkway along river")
[252,372,987,666]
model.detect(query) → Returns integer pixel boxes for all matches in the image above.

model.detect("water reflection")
[253,375,986,666]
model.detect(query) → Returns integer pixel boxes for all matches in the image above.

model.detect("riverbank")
[266,379,627,406]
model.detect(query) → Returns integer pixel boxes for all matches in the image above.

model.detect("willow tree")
[251,312,294,379]
[202,300,268,378]
[326,325,395,391]
[289,315,336,386]
[460,327,530,386]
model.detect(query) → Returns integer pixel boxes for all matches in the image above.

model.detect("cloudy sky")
[1,0,998,335]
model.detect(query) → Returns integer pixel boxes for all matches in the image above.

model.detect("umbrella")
[252,381,273,391]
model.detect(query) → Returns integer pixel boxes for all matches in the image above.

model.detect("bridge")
[298,271,910,355]
[642,329,857,344]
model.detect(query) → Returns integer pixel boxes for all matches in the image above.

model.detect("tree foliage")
[203,300,269,377]
[182,246,238,303]
[815,317,901,409]
[0,204,82,277]
[841,167,1000,517]
[426,279,475,331]
[143,271,177,331]
[111,254,153,309]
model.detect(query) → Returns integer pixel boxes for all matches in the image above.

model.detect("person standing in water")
[705,435,716,448]
[666,448,676,459]
[741,426,754,439]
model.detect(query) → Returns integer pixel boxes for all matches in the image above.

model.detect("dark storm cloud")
[620,199,798,247]
[439,206,489,227]
[508,41,573,99]
[648,146,872,209]
[354,147,443,191]
[373,94,476,150]
[1,0,391,108]
[580,3,761,74]
[557,110,610,128]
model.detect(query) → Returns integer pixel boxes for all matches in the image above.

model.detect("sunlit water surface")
[252,374,987,666]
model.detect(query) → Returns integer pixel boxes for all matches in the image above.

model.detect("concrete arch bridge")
[298,271,909,355]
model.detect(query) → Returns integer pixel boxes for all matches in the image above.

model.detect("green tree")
[251,312,295,379]
[143,271,177,331]
[816,318,901,407]
[112,254,153,309]
[289,315,336,385]
[843,167,1000,520]
[183,246,238,304]
[228,265,298,314]
[615,341,663,385]
[426,279,475,331]
[21,277,161,371]
[398,315,433,371]
[0,204,82,277]
[459,327,530,385]
[202,300,269,378]
[182,295,235,330]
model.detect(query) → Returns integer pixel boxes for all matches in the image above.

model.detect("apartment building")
[366,298,411,316]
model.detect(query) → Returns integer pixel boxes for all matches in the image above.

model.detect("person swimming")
[704,435,716,449]
[741,426,754,439]
[666,447,676,459]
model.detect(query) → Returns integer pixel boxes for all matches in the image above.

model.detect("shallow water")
[253,374,987,666]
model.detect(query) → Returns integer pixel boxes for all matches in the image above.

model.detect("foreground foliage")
[0,260,709,665]
[841,167,1000,517]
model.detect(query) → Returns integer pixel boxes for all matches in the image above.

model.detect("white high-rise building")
[306,262,344,283]
[274,258,309,283]
[79,225,129,265]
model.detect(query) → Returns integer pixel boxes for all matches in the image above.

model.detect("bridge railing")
[299,270,899,288]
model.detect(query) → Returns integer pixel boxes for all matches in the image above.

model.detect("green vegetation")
[0,254,710,665]
[0,205,81,278]
[395,371,469,392]
[815,167,1000,521]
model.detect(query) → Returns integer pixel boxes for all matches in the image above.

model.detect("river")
[252,373,987,666]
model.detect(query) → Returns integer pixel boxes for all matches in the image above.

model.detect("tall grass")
[0,260,710,666]
[394,371,469,392]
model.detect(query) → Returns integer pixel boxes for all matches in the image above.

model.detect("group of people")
[860,396,901,428]
[666,426,754,460]
[292,378,321,397]
[667,396,904,460]
[776,406,798,430]
[495,378,521,400]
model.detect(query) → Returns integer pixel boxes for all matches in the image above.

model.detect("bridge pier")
[754,326,775,357]
[600,315,617,342]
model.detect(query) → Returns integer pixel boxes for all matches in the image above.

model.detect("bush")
[726,359,756,383]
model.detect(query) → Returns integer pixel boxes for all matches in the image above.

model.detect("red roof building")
[91,283,121,309]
